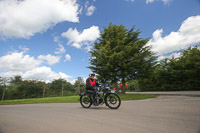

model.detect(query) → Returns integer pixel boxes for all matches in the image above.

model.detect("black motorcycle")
[79,84,121,109]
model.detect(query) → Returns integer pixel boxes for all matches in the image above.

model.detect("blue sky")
[0,0,200,83]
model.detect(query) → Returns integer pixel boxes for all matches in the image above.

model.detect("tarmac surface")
[0,95,200,133]
[127,91,200,97]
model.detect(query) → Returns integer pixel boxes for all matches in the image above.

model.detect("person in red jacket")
[114,83,127,92]
[86,73,96,90]
[119,83,127,90]
[86,73,97,104]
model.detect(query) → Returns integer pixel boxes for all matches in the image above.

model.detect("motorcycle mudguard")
[79,92,86,96]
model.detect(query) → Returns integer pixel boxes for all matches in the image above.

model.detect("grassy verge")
[0,94,157,105]
[0,96,79,105]
[119,94,157,100]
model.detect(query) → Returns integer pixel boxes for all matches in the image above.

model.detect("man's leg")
[92,90,97,104]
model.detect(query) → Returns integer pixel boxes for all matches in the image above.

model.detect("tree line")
[0,76,85,100]
[148,46,200,91]
[88,23,200,92]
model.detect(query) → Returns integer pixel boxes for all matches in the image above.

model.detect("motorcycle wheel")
[105,93,121,109]
[80,95,92,108]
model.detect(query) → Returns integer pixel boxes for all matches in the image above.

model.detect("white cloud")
[53,36,61,43]
[146,15,200,56]
[23,66,72,82]
[55,43,66,54]
[0,52,41,72]
[84,44,93,52]
[162,0,171,4]
[0,71,23,78]
[53,36,66,54]
[146,0,154,4]
[78,6,83,14]
[84,1,96,16]
[86,5,96,16]
[125,0,135,2]
[0,66,72,83]
[0,0,79,39]
[64,54,71,62]
[146,0,171,4]
[0,51,72,82]
[61,26,100,50]
[157,52,181,61]
[19,45,30,53]
[38,54,60,65]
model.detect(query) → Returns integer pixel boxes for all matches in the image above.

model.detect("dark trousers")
[86,89,96,102]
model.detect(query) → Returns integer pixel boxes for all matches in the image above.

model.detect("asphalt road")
[0,96,200,133]
[127,91,200,97]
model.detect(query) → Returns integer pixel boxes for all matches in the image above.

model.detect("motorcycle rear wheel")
[80,95,92,108]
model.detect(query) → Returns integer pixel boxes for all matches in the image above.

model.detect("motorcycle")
[79,84,121,109]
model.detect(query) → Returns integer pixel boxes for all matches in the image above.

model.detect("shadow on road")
[0,128,3,133]
[78,106,111,110]
[198,128,200,133]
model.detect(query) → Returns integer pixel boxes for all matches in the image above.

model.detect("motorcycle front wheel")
[105,93,121,109]
[80,95,92,108]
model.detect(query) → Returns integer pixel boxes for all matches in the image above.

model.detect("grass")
[0,94,157,105]
[119,94,157,100]
[0,96,79,105]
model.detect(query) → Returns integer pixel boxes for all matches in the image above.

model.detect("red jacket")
[114,83,127,90]
[119,83,127,89]
[86,78,96,90]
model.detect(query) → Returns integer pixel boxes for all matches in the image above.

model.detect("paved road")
[0,96,200,133]
[127,91,200,97]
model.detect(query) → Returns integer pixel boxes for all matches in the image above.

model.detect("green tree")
[89,23,156,93]
[49,79,67,91]
[74,77,85,94]
[49,79,74,96]
[154,46,200,91]
[10,75,22,85]
[0,77,9,100]
[15,80,44,99]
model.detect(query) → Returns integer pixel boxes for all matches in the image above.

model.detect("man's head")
[89,73,95,79]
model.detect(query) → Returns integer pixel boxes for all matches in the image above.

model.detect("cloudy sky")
[0,0,200,83]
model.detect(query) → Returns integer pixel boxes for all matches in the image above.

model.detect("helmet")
[89,73,95,77]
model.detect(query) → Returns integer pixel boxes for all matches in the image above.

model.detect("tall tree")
[88,23,156,93]
[10,75,22,85]
[0,77,9,100]
[74,77,85,94]
[49,78,74,94]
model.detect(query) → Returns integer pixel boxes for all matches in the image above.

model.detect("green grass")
[119,94,157,100]
[0,94,157,105]
[0,96,79,105]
